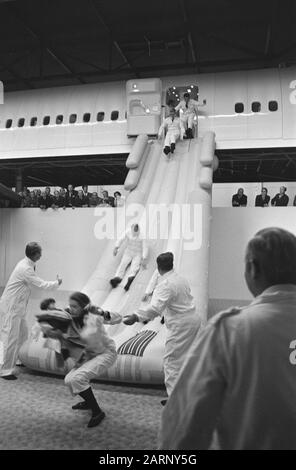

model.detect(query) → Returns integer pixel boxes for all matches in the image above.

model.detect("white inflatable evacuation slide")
[20,131,217,384]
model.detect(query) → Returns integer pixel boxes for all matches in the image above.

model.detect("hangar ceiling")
[0,0,295,91]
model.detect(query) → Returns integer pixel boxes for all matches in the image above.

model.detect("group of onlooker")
[17,185,125,209]
[232,186,293,207]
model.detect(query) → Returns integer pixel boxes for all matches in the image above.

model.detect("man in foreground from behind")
[159,227,296,450]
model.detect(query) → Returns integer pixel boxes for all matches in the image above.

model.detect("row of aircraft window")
[235,101,278,113]
[2,100,279,129]
[3,111,120,129]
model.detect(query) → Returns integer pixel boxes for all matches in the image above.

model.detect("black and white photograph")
[0,0,296,458]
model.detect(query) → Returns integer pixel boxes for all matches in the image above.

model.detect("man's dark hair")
[157,252,174,272]
[183,92,190,98]
[40,298,55,310]
[25,242,41,259]
[114,191,121,197]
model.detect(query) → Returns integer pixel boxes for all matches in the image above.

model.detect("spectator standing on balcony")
[114,191,125,207]
[89,192,101,207]
[23,189,32,208]
[82,185,91,203]
[75,190,89,208]
[271,186,289,206]
[255,187,270,207]
[232,188,247,207]
[38,190,52,210]
[66,185,77,209]
[100,190,115,207]
[51,189,61,209]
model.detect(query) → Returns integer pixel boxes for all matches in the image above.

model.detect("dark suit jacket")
[271,193,289,206]
[232,194,247,207]
[255,195,270,207]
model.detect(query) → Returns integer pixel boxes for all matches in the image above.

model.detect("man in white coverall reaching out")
[0,242,62,380]
[123,252,200,403]
[110,223,148,292]
[158,108,182,157]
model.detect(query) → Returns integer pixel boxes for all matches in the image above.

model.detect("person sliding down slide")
[158,108,182,157]
[175,92,206,139]
[110,223,148,291]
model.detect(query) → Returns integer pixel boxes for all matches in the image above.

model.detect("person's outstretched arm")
[124,281,172,324]
[24,267,61,290]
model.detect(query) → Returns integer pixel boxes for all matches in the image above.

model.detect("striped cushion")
[117,330,157,357]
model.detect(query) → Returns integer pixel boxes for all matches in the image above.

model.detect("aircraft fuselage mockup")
[1,66,296,160]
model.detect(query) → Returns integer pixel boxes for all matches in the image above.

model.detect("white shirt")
[0,257,59,317]
[175,99,204,116]
[136,270,196,328]
[158,116,181,136]
[115,228,148,259]
[159,284,296,450]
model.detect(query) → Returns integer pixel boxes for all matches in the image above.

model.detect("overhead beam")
[205,32,266,59]
[7,4,85,84]
[90,0,140,78]
[180,0,198,65]
[0,183,20,203]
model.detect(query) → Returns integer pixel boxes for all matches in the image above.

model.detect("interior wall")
[209,207,296,311]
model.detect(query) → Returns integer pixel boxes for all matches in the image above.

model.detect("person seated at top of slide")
[232,188,247,207]
[158,108,182,157]
[255,187,270,207]
[175,92,206,139]
[110,223,148,291]
[271,186,289,206]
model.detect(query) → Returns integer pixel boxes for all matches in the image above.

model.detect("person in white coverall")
[44,291,121,428]
[158,108,182,156]
[0,242,62,380]
[175,92,206,139]
[110,223,148,291]
[159,228,296,450]
[123,252,200,403]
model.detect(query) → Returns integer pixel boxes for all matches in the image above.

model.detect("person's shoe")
[1,374,17,380]
[170,143,175,153]
[124,276,135,291]
[110,277,122,288]
[163,146,170,155]
[72,401,91,410]
[160,399,167,406]
[87,410,106,428]
[188,128,193,139]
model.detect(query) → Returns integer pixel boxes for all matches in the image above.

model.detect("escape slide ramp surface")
[20,132,216,384]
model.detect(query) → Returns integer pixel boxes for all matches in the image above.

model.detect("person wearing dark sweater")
[255,187,270,207]
[271,186,289,206]
[232,188,247,207]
